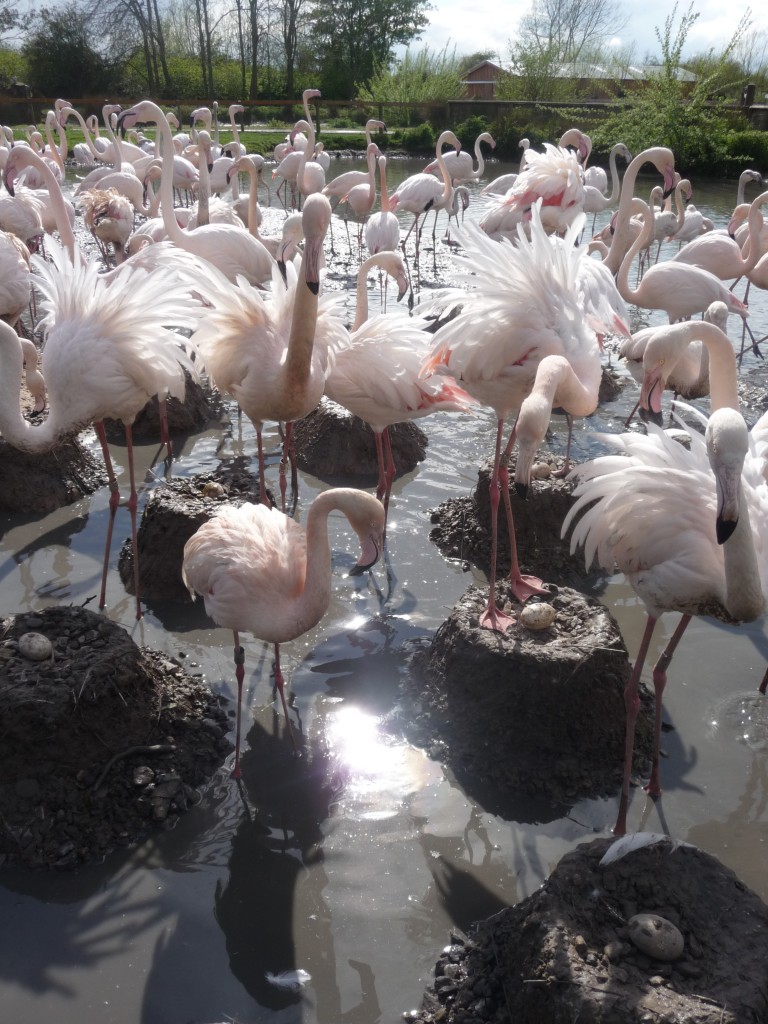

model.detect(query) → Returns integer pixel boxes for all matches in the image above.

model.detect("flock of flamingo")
[2,89,768,833]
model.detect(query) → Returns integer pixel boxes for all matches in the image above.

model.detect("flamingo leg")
[285,421,299,512]
[124,424,143,620]
[256,427,270,507]
[273,643,298,752]
[381,427,397,517]
[498,426,549,603]
[232,632,245,779]
[374,430,388,504]
[645,613,691,798]
[479,419,516,632]
[615,614,658,836]
[158,396,173,461]
[95,420,121,613]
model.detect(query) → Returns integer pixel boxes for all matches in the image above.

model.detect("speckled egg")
[202,481,225,498]
[519,602,556,631]
[530,462,553,480]
[627,914,684,961]
[18,632,53,661]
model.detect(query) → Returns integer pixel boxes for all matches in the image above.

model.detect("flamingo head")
[707,408,749,545]
[347,497,386,576]
[301,195,331,294]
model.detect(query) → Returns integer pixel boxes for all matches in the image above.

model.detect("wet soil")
[293,397,428,481]
[409,836,768,1024]
[0,605,232,869]
[0,435,107,516]
[117,459,265,602]
[406,585,654,813]
[428,454,598,589]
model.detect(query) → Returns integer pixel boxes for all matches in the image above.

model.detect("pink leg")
[552,414,573,478]
[256,427,270,507]
[498,427,550,603]
[95,421,121,612]
[615,615,657,836]
[286,421,299,511]
[645,614,691,798]
[232,632,245,779]
[381,428,397,518]
[158,397,173,461]
[273,644,298,753]
[374,430,388,503]
[479,420,516,633]
[123,425,143,620]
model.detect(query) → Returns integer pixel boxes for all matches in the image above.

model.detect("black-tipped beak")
[716,515,737,545]
[639,406,664,428]
[515,482,528,500]
[116,111,130,135]
[307,280,319,296]
[277,259,287,284]
[662,185,674,200]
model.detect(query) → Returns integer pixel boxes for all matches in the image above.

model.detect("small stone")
[133,766,155,787]
[18,632,53,661]
[627,914,684,961]
[519,601,556,631]
[648,975,665,986]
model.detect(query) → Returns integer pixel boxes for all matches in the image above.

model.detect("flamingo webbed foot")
[509,574,553,603]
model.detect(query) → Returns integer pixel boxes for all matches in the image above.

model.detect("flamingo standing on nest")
[182,488,386,775]
[192,194,347,509]
[564,319,768,835]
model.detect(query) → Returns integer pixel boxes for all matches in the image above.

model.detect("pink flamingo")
[565,321,768,835]
[182,488,386,775]
[389,130,461,261]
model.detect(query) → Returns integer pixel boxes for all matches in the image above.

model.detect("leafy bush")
[390,121,436,152]
[358,45,463,126]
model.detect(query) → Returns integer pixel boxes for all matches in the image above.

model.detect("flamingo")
[423,131,496,184]
[181,488,386,775]
[670,192,768,282]
[479,143,586,239]
[322,142,380,205]
[564,401,768,835]
[324,251,476,515]
[616,191,750,324]
[582,143,631,229]
[421,206,600,631]
[118,101,274,287]
[597,147,676,276]
[389,130,461,260]
[192,193,347,509]
[364,155,400,256]
[479,138,530,197]
[77,188,135,265]
[621,301,729,419]
[0,239,205,619]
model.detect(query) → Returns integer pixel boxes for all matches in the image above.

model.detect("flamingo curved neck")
[603,147,675,275]
[353,252,397,330]
[0,321,70,451]
[616,197,654,306]
[723,483,764,621]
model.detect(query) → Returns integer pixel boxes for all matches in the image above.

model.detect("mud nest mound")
[118,459,265,602]
[104,372,221,441]
[293,398,428,482]
[0,435,107,515]
[0,605,232,869]
[407,585,653,810]
[409,836,768,1024]
[428,455,595,589]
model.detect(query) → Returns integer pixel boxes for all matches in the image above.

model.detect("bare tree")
[520,0,627,62]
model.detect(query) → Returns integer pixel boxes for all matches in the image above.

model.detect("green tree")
[23,3,119,95]
[311,0,432,99]
[594,2,751,171]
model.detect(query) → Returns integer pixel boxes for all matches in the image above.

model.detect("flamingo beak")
[640,364,665,419]
[715,464,741,545]
[349,530,383,575]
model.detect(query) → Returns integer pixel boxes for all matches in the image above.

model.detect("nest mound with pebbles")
[0,605,232,869]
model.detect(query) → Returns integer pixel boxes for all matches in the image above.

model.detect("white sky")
[417,0,766,65]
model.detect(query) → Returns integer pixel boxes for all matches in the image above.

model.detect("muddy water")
[1,157,768,1024]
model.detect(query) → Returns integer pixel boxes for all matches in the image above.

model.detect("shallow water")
[2,154,768,1024]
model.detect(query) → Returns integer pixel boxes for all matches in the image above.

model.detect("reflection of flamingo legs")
[94,421,141,619]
